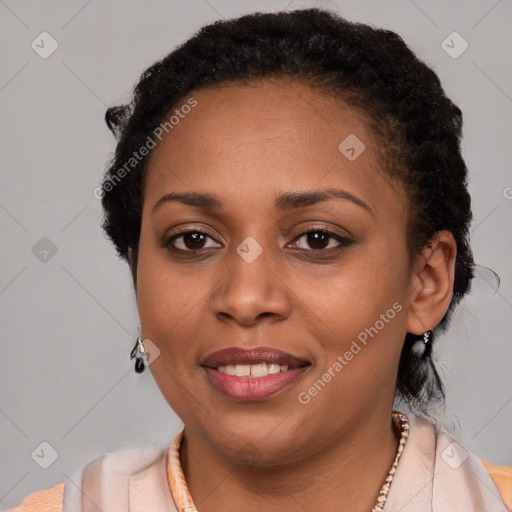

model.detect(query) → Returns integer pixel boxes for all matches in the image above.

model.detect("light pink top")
[8,413,511,511]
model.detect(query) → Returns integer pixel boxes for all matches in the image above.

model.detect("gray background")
[1,0,511,508]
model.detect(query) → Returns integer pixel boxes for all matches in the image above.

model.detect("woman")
[9,8,511,512]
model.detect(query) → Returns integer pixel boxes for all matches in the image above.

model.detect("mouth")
[201,346,311,401]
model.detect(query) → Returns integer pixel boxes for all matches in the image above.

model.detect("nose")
[210,243,292,326]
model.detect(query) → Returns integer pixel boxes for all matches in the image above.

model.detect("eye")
[165,230,221,251]
[164,227,352,254]
[290,229,353,251]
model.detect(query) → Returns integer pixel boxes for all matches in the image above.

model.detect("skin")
[131,78,456,512]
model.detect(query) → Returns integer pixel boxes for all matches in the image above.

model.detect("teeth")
[217,363,290,377]
[268,363,281,373]
[234,364,251,377]
[251,363,267,377]
[224,365,236,375]
[269,363,285,374]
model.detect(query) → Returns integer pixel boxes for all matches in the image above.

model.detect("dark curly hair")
[100,8,474,410]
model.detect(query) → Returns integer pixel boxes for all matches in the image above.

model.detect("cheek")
[307,243,409,329]
[295,280,407,426]
[135,244,207,419]
[300,237,410,379]
[134,224,217,422]
[137,222,197,315]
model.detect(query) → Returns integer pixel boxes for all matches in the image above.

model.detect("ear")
[406,230,457,335]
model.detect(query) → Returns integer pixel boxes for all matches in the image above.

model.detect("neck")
[181,409,400,512]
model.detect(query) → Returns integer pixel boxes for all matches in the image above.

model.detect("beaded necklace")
[371,411,410,512]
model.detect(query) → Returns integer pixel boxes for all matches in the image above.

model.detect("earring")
[411,330,431,356]
[130,336,146,373]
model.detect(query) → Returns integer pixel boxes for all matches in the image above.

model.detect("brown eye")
[166,231,221,251]
[304,231,330,250]
[292,230,352,251]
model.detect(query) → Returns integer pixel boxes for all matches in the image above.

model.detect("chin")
[205,417,310,467]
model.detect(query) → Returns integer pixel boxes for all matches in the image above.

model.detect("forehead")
[144,78,406,217]
[153,78,373,159]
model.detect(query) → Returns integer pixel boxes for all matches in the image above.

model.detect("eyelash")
[163,228,353,255]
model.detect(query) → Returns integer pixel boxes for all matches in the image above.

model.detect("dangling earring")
[411,330,431,356]
[130,336,146,373]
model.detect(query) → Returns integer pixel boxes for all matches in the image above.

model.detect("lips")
[201,346,311,401]
[201,347,309,369]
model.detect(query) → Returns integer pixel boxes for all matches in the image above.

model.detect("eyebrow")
[151,188,373,216]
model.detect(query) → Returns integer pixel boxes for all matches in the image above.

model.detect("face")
[135,78,415,465]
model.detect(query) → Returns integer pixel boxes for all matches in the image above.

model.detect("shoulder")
[5,481,64,512]
[434,421,512,510]
[64,443,169,509]
[406,413,511,510]
[481,460,512,511]
[5,443,169,512]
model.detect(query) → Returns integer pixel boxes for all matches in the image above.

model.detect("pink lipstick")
[201,347,310,401]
